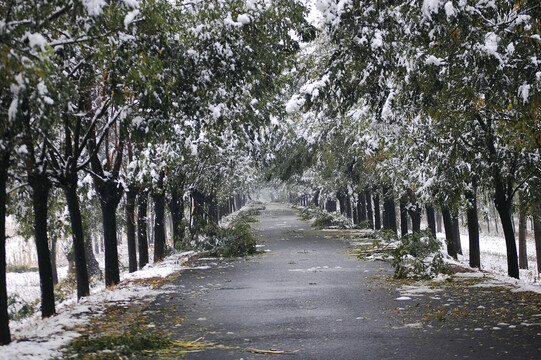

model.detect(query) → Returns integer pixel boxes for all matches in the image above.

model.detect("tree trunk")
[436,211,442,233]
[345,194,352,219]
[63,182,90,298]
[426,205,436,239]
[208,194,219,225]
[100,189,121,287]
[534,203,541,274]
[399,195,408,237]
[442,206,457,259]
[169,184,184,249]
[465,190,480,269]
[518,193,528,270]
[137,188,149,269]
[0,150,10,345]
[153,188,166,263]
[407,189,422,234]
[29,173,55,317]
[373,193,381,230]
[453,212,462,255]
[84,229,100,277]
[359,192,367,222]
[494,188,519,279]
[383,187,397,234]
[337,191,347,215]
[313,190,320,207]
[50,237,58,286]
[365,190,374,229]
[126,186,138,273]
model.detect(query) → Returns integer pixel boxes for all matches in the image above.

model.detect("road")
[144,203,541,359]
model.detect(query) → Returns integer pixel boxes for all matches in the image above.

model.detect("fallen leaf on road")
[247,348,299,355]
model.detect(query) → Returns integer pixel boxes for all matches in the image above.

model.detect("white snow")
[483,32,501,60]
[425,55,444,66]
[422,0,443,19]
[26,32,47,50]
[518,82,531,103]
[237,14,251,25]
[371,31,383,49]
[124,9,140,27]
[285,95,305,113]
[83,0,107,16]
[444,1,456,17]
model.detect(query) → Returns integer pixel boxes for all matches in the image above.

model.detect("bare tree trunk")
[535,203,541,274]
[518,193,528,270]
[373,193,381,230]
[137,188,149,269]
[126,186,138,273]
[50,237,58,286]
[383,186,397,235]
[365,190,374,229]
[153,190,166,262]
[63,182,90,298]
[426,205,436,238]
[465,190,480,269]
[436,211,442,233]
[0,150,11,344]
[453,212,462,255]
[399,195,408,237]
[30,173,56,317]
[442,206,457,259]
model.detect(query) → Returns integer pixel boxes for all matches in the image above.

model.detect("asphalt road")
[144,203,541,359]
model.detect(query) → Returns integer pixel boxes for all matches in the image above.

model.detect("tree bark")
[63,182,90,298]
[534,203,541,274]
[494,187,519,278]
[29,173,56,317]
[208,194,219,225]
[153,186,166,263]
[426,205,436,239]
[442,206,457,259]
[345,194,352,219]
[453,212,462,255]
[126,186,138,273]
[436,211,442,233]
[399,195,408,237]
[365,190,374,229]
[137,188,149,269]
[373,193,381,230]
[100,187,121,287]
[0,150,11,344]
[359,192,367,222]
[337,191,347,215]
[169,184,184,249]
[465,190,480,269]
[399,196,408,236]
[313,190,320,207]
[518,193,528,270]
[84,225,100,277]
[50,237,58,286]
[407,189,421,234]
[382,186,397,234]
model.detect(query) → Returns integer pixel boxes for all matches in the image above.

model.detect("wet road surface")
[144,203,541,359]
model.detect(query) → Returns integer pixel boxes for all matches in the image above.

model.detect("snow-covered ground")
[449,231,541,292]
[2,249,203,360]
[433,222,537,277]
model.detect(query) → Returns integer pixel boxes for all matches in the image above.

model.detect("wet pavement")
[142,203,541,359]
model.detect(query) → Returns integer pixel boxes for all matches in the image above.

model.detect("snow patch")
[83,0,107,16]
